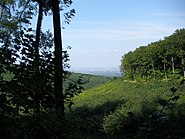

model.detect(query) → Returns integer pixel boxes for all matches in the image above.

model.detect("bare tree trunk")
[171,57,175,74]
[0,5,3,20]
[183,60,185,79]
[52,0,64,116]
[182,56,185,79]
[180,49,185,79]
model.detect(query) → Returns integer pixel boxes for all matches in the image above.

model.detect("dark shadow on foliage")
[0,112,69,139]
[66,99,125,139]
[104,101,185,139]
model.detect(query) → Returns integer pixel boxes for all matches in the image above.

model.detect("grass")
[71,79,171,109]
[66,78,185,138]
[2,69,185,138]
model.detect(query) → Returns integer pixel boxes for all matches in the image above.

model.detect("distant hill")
[69,67,122,77]
[64,72,112,90]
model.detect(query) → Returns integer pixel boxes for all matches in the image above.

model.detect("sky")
[40,0,185,69]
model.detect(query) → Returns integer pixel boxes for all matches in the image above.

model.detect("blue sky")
[40,0,185,69]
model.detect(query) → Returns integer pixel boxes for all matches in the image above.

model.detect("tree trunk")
[180,49,185,79]
[171,57,175,74]
[52,0,64,116]
[0,5,3,20]
[35,1,43,73]
[33,1,43,113]
[183,59,185,79]
[181,56,185,79]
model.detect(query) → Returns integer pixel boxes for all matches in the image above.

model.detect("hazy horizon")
[69,67,122,77]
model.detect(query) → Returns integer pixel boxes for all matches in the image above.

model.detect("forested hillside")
[67,78,185,138]
[64,72,111,90]
[1,0,185,138]
[120,28,185,80]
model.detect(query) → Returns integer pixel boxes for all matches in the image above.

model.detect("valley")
[66,77,185,138]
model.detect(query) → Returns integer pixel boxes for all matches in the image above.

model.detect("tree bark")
[52,0,64,116]
[34,0,43,113]
[171,57,175,74]
[180,49,185,79]
[0,5,3,20]
[182,59,185,79]
[35,1,43,73]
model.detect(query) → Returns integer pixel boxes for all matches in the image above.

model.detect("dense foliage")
[1,1,185,138]
[0,0,81,138]
[120,29,185,80]
[65,72,111,90]
[68,78,185,138]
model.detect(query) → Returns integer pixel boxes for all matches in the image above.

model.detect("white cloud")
[64,18,185,68]
[63,21,183,42]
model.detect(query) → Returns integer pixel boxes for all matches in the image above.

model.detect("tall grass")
[66,78,185,138]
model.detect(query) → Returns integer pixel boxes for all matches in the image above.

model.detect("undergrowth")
[66,78,185,138]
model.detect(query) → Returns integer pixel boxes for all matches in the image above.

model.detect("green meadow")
[66,78,185,138]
